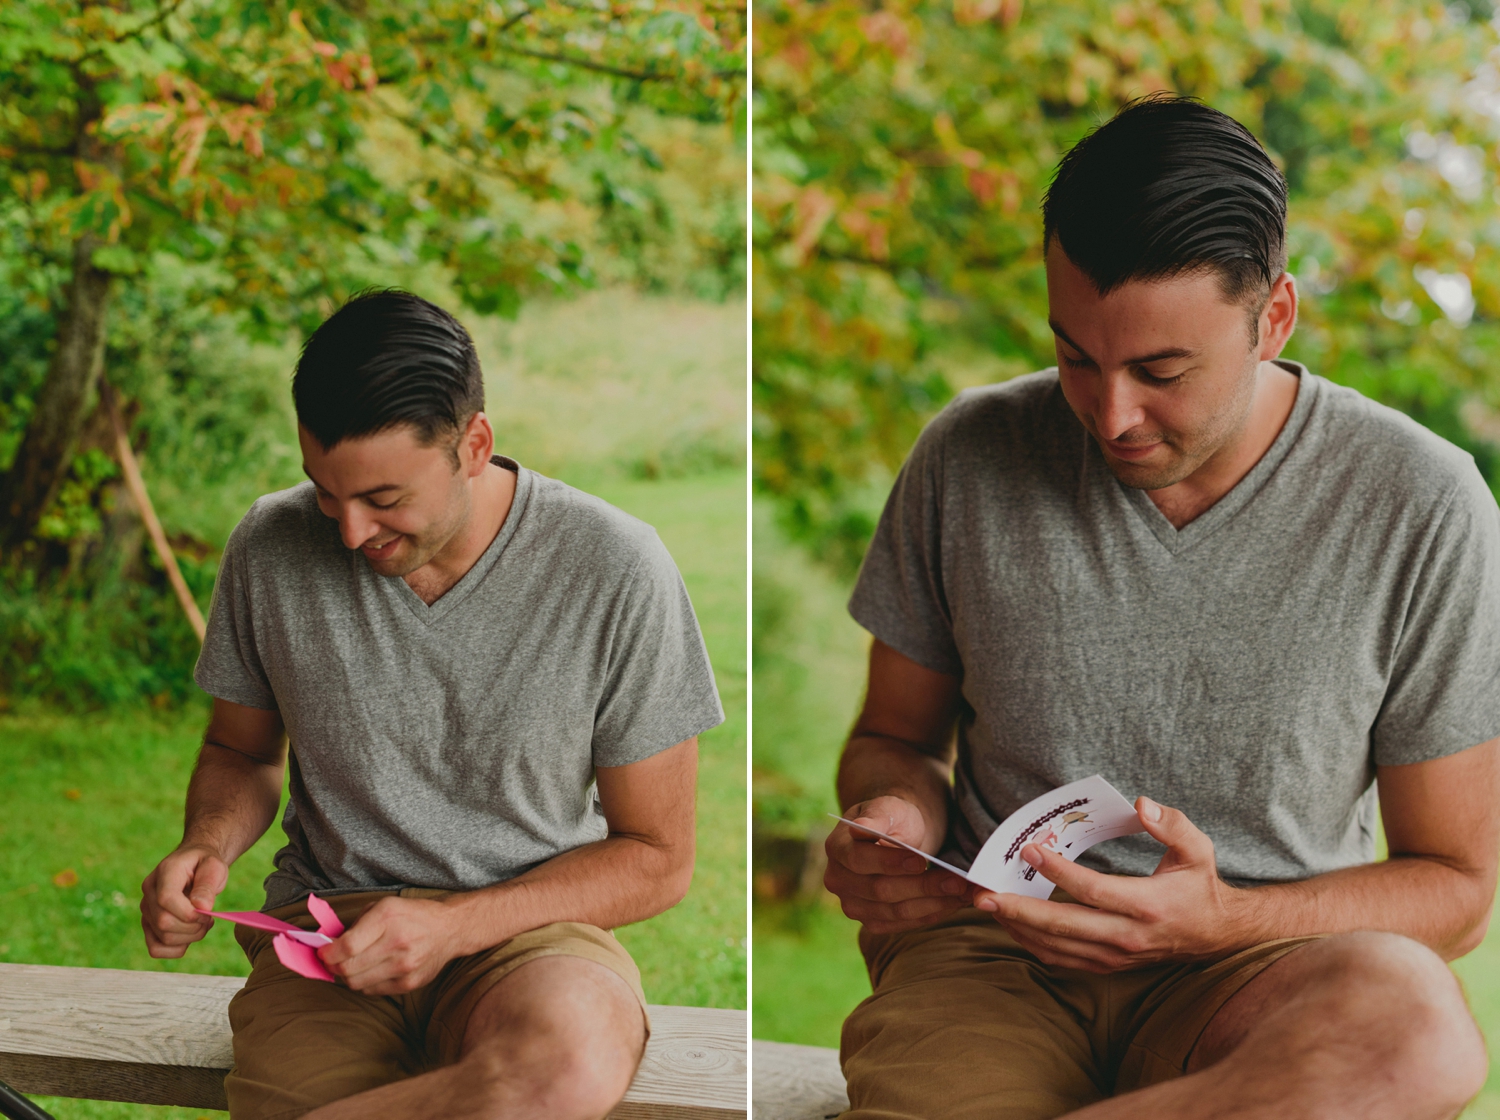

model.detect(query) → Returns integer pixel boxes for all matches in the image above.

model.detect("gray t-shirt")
[195,457,724,909]
[850,364,1500,886]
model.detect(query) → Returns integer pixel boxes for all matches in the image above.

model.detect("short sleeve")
[847,412,963,676]
[1372,468,1500,765]
[193,510,279,711]
[591,534,724,767]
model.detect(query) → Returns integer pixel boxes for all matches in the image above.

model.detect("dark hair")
[1042,95,1288,333]
[293,289,484,457]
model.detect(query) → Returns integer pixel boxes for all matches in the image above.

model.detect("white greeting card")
[832,774,1144,899]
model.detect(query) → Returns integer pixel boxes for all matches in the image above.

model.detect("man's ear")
[459,411,496,478]
[1256,271,1298,361]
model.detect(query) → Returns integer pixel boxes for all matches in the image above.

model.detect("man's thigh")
[224,895,417,1120]
[225,891,648,1120]
[841,911,1107,1120]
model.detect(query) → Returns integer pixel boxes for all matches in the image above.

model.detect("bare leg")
[304,955,646,1120]
[1064,931,1486,1120]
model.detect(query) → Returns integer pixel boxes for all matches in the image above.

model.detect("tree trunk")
[0,236,113,549]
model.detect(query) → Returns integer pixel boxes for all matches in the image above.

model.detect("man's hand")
[824,794,969,934]
[973,797,1247,973]
[319,896,459,995]
[141,844,230,958]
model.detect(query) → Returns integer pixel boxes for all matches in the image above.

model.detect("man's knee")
[1309,932,1486,1103]
[459,956,645,1118]
[462,1016,641,1118]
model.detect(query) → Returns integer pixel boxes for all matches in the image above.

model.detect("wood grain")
[615,1005,747,1118]
[752,1040,848,1120]
[0,964,746,1117]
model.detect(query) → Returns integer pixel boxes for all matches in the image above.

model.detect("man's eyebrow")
[300,464,403,499]
[1048,321,1197,367]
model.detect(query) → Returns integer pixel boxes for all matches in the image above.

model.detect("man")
[141,290,723,1120]
[823,96,1500,1119]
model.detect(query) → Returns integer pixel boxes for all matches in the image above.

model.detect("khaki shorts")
[841,904,1319,1120]
[224,888,649,1120]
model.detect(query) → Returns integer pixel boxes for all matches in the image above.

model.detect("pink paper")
[273,933,337,982]
[306,893,345,938]
[196,893,344,982]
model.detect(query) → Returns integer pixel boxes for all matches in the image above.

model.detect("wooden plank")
[0,964,745,1117]
[752,1040,848,1120]
[614,1005,746,1119]
[0,1052,231,1111]
[0,963,242,1109]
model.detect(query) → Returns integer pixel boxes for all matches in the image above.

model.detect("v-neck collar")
[386,456,531,624]
[1114,360,1317,557]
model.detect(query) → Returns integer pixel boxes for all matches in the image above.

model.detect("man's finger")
[981,894,1136,947]
[839,892,965,928]
[1137,797,1215,865]
[831,827,930,876]
[186,858,228,913]
[1012,845,1139,915]
[322,911,384,966]
[825,861,965,904]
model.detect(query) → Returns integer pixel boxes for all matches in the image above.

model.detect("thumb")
[847,796,927,847]
[1137,797,1214,866]
[188,857,228,911]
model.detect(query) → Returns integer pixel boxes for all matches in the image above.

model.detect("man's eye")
[1062,355,1092,368]
[369,499,397,510]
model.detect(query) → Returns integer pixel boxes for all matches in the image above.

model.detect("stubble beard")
[361,480,473,578]
[1101,360,1261,493]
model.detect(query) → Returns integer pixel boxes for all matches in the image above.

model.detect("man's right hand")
[824,794,969,934]
[141,844,230,958]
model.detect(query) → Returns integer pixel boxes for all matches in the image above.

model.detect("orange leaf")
[53,870,78,888]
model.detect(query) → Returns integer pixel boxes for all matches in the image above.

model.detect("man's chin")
[1100,449,1192,493]
[360,540,421,577]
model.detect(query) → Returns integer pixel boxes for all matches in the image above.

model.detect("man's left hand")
[971,797,1252,974]
[319,896,460,995]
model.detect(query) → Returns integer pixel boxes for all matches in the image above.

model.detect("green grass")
[751,503,1500,1117]
[1,473,745,1120]
[1,290,746,1118]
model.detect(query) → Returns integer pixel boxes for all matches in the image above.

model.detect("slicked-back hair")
[1043,95,1288,337]
[293,290,484,460]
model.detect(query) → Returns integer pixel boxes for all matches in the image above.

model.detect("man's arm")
[319,737,698,995]
[822,640,972,934]
[979,737,1500,972]
[141,697,287,957]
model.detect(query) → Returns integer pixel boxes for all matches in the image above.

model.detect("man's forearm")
[439,831,694,957]
[1228,855,1494,961]
[836,734,955,854]
[180,741,285,865]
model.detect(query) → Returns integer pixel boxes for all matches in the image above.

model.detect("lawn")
[752,500,1500,1117]
[0,290,746,1118]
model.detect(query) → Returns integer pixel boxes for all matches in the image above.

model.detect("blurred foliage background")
[0,3,745,1116]
[1,0,744,701]
[750,2,1500,1113]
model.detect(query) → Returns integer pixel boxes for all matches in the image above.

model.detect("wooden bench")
[0,963,745,1118]
[751,1040,847,1120]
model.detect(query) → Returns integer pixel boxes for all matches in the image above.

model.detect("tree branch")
[493,44,681,81]
[78,0,191,62]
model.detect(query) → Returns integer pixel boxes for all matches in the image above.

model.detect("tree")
[753,0,1500,575]
[0,0,745,547]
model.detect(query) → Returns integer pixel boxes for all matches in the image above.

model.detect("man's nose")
[1095,370,1147,441]
[336,505,378,550]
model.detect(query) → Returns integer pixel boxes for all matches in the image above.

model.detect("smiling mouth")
[362,537,401,559]
[1104,439,1161,461]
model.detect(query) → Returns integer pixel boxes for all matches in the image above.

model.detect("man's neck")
[405,460,518,606]
[1147,362,1301,530]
